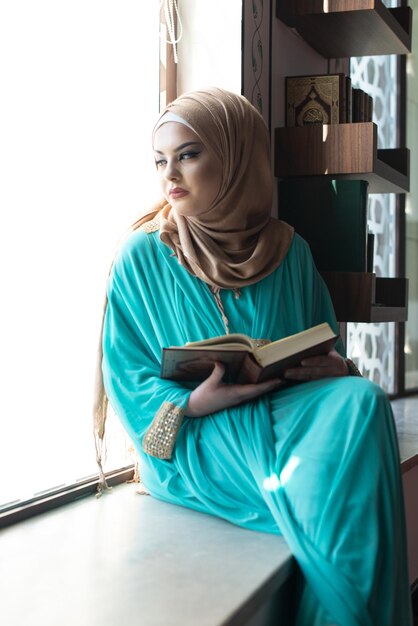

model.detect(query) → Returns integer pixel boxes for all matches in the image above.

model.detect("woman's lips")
[169,187,189,199]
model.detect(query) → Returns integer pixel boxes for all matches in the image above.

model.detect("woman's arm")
[102,249,194,454]
[185,351,349,418]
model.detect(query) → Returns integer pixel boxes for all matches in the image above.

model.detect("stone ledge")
[0,482,295,626]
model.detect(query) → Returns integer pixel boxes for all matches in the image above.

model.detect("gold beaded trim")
[346,358,362,377]
[140,214,161,234]
[142,401,185,459]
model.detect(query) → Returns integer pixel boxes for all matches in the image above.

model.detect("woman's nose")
[164,160,180,181]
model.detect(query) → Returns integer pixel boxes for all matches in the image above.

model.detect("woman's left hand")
[284,349,348,381]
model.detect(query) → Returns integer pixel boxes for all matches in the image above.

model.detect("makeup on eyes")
[179,150,201,160]
[154,141,203,163]
[154,150,201,168]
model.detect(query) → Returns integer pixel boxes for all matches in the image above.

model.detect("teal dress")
[102,229,412,626]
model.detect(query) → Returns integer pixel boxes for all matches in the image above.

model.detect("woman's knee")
[332,374,387,401]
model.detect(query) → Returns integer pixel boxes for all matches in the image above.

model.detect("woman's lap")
[139,377,410,624]
[141,377,399,532]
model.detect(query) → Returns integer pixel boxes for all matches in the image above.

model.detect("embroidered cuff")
[346,358,362,377]
[142,401,185,460]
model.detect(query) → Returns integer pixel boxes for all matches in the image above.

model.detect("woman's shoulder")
[110,228,166,281]
[285,229,313,261]
[270,228,318,282]
[113,208,164,259]
[117,226,163,258]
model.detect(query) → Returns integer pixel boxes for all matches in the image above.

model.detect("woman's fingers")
[207,361,226,385]
[285,350,349,380]
[236,378,285,401]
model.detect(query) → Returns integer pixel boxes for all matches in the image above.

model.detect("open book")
[160,322,338,384]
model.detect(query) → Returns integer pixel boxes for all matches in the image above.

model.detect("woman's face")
[153,122,222,216]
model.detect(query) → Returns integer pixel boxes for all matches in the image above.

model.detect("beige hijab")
[94,88,293,489]
[135,87,293,288]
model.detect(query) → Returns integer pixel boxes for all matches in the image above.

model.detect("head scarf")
[94,88,293,490]
[136,87,293,289]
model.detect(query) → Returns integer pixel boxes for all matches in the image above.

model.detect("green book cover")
[278,179,368,272]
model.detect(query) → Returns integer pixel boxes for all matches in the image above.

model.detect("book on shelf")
[352,88,363,122]
[160,323,338,385]
[346,76,352,123]
[366,93,373,122]
[352,88,374,122]
[285,74,374,126]
[279,179,369,273]
[367,231,375,273]
[285,73,347,126]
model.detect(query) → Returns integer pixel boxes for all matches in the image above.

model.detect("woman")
[99,88,411,625]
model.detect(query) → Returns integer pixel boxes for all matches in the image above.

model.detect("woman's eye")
[179,151,200,161]
[155,159,166,168]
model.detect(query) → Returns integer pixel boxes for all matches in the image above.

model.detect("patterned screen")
[348,52,398,393]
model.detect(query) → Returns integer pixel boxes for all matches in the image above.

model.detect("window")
[348,53,398,394]
[176,0,242,94]
[0,1,160,508]
[405,0,418,391]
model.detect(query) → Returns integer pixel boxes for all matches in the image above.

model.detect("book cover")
[358,89,366,122]
[367,231,375,272]
[366,94,374,122]
[285,74,346,126]
[278,179,369,273]
[352,88,359,122]
[346,76,352,123]
[352,88,373,122]
[160,323,338,385]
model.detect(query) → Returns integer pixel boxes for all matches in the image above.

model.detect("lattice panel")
[348,50,398,393]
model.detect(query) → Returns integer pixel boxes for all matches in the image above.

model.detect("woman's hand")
[185,362,284,418]
[284,349,348,382]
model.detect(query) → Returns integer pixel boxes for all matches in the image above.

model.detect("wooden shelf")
[276,1,412,58]
[275,123,410,194]
[321,272,409,322]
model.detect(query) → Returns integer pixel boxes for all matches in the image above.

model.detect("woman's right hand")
[185,361,284,418]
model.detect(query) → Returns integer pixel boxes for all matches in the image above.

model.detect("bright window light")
[0,1,160,506]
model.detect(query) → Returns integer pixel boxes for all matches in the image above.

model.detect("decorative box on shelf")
[320,272,409,323]
[275,122,410,194]
[276,0,412,58]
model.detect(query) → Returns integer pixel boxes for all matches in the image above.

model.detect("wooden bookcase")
[321,272,409,323]
[276,0,412,58]
[275,0,411,323]
[275,123,410,194]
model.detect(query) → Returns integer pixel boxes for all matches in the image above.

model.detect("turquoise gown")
[102,228,412,626]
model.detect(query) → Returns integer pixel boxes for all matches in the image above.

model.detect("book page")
[184,333,258,351]
[254,323,336,367]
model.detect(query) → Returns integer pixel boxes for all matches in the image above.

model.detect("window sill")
[0,482,295,626]
[0,466,135,529]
